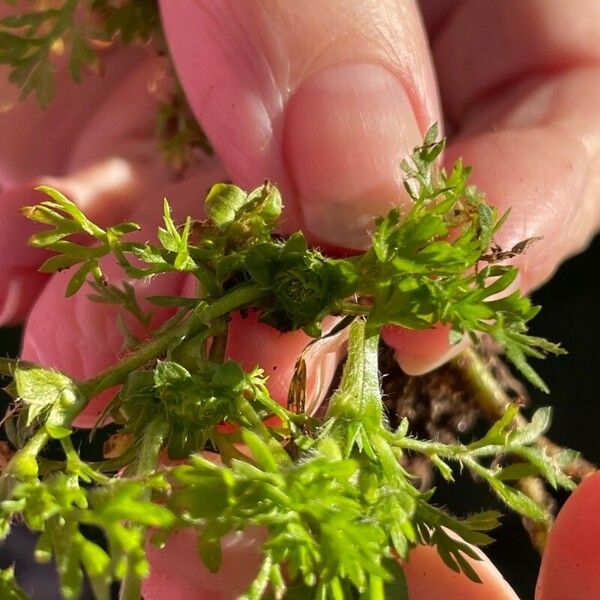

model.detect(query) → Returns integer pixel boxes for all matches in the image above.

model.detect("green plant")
[0,127,580,599]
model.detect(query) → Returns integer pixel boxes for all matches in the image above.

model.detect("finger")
[22,276,342,428]
[0,45,155,188]
[0,47,191,326]
[143,527,520,600]
[429,0,600,291]
[0,152,222,328]
[444,124,596,291]
[430,0,600,122]
[418,1,455,38]
[20,166,342,427]
[143,453,264,599]
[159,0,463,374]
[20,166,225,426]
[0,187,52,324]
[227,311,347,414]
[21,262,190,427]
[404,542,519,600]
[536,472,600,600]
[158,0,439,248]
[143,529,263,600]
[0,156,170,327]
[381,325,467,376]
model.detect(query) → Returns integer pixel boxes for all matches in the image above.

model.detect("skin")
[1,1,600,598]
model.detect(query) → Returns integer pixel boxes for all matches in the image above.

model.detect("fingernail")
[283,63,421,248]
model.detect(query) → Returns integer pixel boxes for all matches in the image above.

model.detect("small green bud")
[205,184,247,227]
[245,182,282,224]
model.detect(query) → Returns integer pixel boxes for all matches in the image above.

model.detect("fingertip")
[404,543,519,600]
[382,325,466,376]
[536,471,600,600]
[0,186,55,325]
[143,528,263,600]
[226,312,345,411]
[444,128,589,292]
[159,0,439,238]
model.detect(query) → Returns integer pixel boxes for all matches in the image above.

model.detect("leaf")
[242,430,279,473]
[495,463,540,481]
[0,567,30,600]
[510,407,552,445]
[430,455,454,481]
[91,0,159,44]
[80,540,111,600]
[153,361,191,389]
[66,260,96,297]
[174,216,193,270]
[469,403,519,449]
[14,366,77,427]
[197,534,223,573]
[478,203,495,249]
[34,186,98,235]
[1,0,161,106]
[487,479,548,522]
[381,559,408,600]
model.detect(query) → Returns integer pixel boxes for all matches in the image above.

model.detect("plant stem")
[453,346,596,482]
[118,419,169,600]
[325,319,382,427]
[452,345,596,552]
[517,477,555,553]
[208,328,228,364]
[0,429,49,497]
[80,284,263,403]
[0,357,38,377]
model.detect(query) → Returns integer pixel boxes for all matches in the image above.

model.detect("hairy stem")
[80,284,263,405]
[454,346,596,482]
[119,419,169,600]
[0,429,49,497]
[453,345,596,551]
[517,477,555,553]
[0,357,37,377]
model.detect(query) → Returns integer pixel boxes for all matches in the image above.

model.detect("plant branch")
[118,419,169,600]
[80,284,263,401]
[453,346,597,482]
[453,345,596,552]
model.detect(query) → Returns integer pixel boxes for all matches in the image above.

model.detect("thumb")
[159,0,459,375]
[158,0,439,248]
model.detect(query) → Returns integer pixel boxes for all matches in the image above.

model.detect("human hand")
[147,5,600,591]
[4,0,599,388]
[1,1,599,598]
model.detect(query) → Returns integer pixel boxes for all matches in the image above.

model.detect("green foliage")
[0,0,159,106]
[0,567,29,600]
[1,0,86,106]
[0,127,578,599]
[1,470,173,600]
[115,359,290,459]
[245,233,356,336]
[14,365,76,426]
[90,0,158,45]
[24,129,563,390]
[0,1,211,165]
[156,79,213,170]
